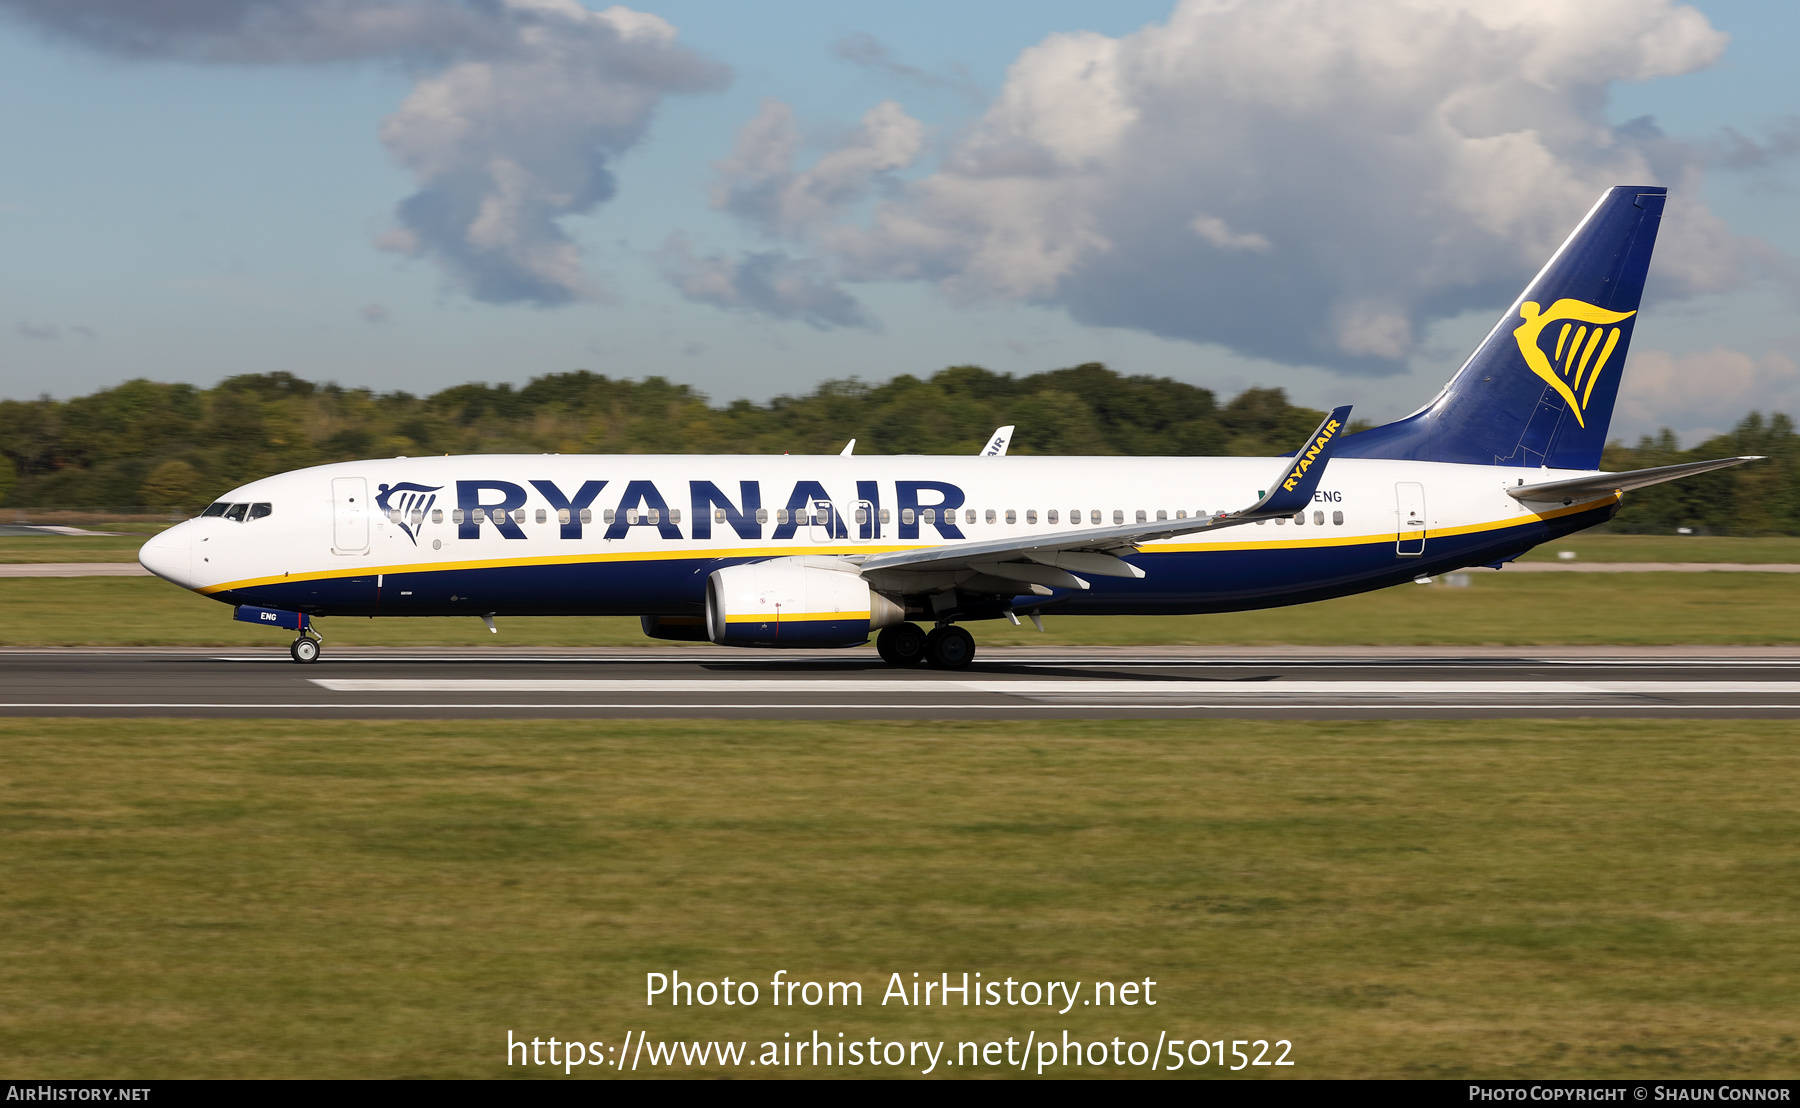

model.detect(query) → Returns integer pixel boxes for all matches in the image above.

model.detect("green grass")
[5,572,1800,647]
[0,526,161,563]
[0,718,1794,1078]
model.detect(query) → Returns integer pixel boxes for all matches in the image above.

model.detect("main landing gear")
[876,622,975,670]
[290,632,321,664]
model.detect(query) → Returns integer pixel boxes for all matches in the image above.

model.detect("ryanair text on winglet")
[1280,419,1342,493]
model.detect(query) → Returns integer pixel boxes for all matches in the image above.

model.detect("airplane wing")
[1507,456,1762,503]
[857,407,1352,592]
[978,426,1015,456]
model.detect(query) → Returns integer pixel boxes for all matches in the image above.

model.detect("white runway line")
[1506,562,1800,573]
[8,702,1800,712]
[310,678,1800,697]
[0,562,149,577]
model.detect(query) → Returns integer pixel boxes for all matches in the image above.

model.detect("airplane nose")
[138,522,194,588]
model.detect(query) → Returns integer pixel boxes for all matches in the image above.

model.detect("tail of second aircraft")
[1338,186,1666,470]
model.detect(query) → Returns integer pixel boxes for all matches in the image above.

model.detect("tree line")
[0,363,1792,534]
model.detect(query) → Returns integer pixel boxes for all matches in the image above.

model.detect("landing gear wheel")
[924,625,975,670]
[876,622,928,667]
[290,637,320,664]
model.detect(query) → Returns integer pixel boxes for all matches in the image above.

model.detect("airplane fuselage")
[141,453,1615,620]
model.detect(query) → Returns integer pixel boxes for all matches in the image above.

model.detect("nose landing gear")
[290,631,321,664]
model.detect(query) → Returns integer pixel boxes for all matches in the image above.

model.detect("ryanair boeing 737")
[138,186,1757,668]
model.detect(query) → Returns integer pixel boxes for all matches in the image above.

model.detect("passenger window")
[1113,510,1124,524]
[1156,510,1167,521]
[224,503,248,522]
[560,508,572,524]
[249,503,272,521]
[879,508,890,524]
[1135,509,1147,523]
[965,509,976,524]
[603,508,615,523]
[671,509,682,524]
[201,502,230,518]
[536,509,547,524]
[1090,510,1101,524]
[1026,509,1037,524]
[452,509,465,524]
[1176,509,1187,519]
[647,508,660,524]
[513,509,526,525]
[1048,509,1059,524]
[580,509,592,524]
[901,508,915,525]
[715,508,726,523]
[1275,516,1285,525]
[1333,510,1344,526]
[754,508,768,524]
[1005,509,1016,524]
[431,509,443,524]
[923,508,936,524]
[627,509,640,524]
[855,508,868,524]
[775,508,787,524]
[985,509,996,524]
[1313,510,1324,525]
[1294,512,1305,524]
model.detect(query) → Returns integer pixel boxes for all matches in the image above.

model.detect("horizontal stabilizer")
[1508,456,1762,503]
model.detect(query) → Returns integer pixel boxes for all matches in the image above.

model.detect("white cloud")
[0,0,728,306]
[655,235,873,331]
[1189,215,1270,254]
[1616,346,1800,443]
[710,0,1778,374]
[711,99,925,238]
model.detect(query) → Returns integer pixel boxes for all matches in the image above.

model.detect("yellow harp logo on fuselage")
[1511,298,1636,428]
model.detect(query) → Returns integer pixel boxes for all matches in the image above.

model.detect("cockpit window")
[201,502,230,518]
[248,502,272,521]
[223,503,249,522]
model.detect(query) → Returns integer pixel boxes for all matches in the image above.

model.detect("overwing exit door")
[1395,482,1426,556]
[807,499,839,544]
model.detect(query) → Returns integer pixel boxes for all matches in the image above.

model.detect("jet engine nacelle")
[706,557,904,648]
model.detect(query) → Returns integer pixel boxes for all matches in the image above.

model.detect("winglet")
[978,426,1014,456]
[839,439,856,456]
[1239,406,1352,518]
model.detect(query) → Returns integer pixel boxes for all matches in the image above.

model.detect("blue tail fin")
[1338,186,1666,470]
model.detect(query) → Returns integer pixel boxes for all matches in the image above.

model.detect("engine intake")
[706,557,903,648]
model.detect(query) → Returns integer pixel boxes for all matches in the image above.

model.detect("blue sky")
[0,0,1796,444]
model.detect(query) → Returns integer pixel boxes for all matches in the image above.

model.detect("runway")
[5,646,1800,719]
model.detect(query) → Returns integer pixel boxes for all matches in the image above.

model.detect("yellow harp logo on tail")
[1511,299,1636,428]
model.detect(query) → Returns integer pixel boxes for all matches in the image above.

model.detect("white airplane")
[140,186,1755,667]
